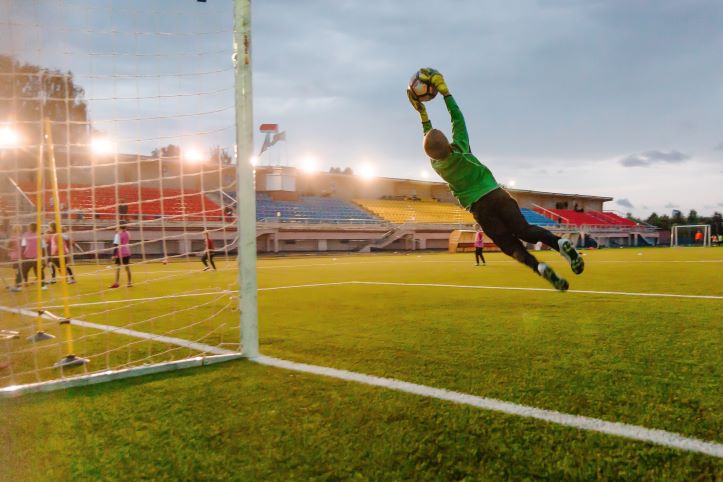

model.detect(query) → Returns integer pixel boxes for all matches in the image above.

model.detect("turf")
[1,247,722,479]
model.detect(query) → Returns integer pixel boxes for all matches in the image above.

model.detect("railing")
[257,216,384,225]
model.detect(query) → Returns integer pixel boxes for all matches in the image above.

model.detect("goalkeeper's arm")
[407,88,432,135]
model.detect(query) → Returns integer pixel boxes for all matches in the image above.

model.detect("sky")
[2,0,723,218]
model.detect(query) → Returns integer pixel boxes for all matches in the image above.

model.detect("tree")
[0,55,89,151]
[712,212,723,235]
[671,209,685,226]
[658,214,671,230]
[687,209,699,224]
[645,212,660,227]
[150,144,181,160]
[209,146,232,165]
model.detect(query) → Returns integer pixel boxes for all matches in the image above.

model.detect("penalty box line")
[352,281,723,300]
[253,355,723,459]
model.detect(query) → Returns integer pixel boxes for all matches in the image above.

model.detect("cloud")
[715,142,723,151]
[616,198,634,208]
[619,150,690,167]
[664,202,679,209]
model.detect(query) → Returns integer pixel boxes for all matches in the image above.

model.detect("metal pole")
[233,0,258,357]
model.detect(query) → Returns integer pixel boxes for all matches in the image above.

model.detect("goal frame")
[670,224,711,247]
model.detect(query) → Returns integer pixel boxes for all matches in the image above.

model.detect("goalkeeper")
[407,68,584,291]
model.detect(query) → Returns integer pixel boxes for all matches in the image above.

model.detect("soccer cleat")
[127,284,133,288]
[538,263,569,291]
[9,286,22,293]
[558,238,584,275]
[109,283,120,289]
[202,267,210,272]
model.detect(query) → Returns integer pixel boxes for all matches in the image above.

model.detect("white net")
[0,0,244,391]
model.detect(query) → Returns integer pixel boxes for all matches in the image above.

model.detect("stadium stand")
[354,199,474,224]
[256,193,379,224]
[535,208,639,227]
[520,208,557,226]
[17,184,223,221]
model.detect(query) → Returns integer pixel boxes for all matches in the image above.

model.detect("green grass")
[1,247,722,480]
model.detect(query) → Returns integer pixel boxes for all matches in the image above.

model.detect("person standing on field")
[473,224,486,266]
[47,222,76,284]
[110,221,132,288]
[407,68,584,290]
[201,230,217,272]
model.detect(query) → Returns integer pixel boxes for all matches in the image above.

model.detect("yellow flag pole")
[44,118,88,368]
[27,124,54,342]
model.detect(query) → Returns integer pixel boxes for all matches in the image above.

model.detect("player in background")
[407,69,584,290]
[473,224,486,266]
[3,224,23,291]
[47,222,76,284]
[201,230,217,271]
[110,221,132,288]
[20,222,47,289]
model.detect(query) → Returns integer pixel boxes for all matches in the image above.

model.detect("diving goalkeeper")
[407,68,584,291]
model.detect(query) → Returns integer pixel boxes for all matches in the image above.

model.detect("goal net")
[670,225,711,248]
[0,0,256,394]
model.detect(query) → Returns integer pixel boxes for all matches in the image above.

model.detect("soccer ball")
[409,71,438,102]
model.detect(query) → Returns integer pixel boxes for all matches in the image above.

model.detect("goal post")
[670,224,711,247]
[233,0,259,358]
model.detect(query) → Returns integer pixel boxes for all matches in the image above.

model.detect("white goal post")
[670,224,711,247]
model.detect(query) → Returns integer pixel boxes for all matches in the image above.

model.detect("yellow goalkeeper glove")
[419,68,449,97]
[407,88,429,123]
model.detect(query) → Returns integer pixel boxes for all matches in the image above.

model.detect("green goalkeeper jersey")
[422,95,499,210]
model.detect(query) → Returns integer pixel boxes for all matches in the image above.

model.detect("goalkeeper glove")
[407,88,429,123]
[419,68,449,97]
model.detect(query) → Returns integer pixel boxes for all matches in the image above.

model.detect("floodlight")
[300,156,318,174]
[358,163,375,180]
[183,147,204,163]
[0,127,19,148]
[90,136,116,155]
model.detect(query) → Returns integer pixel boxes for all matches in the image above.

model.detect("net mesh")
[0,0,242,390]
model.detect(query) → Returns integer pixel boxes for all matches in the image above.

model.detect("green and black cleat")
[538,263,569,291]
[558,238,584,275]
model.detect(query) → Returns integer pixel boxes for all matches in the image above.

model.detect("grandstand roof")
[505,188,613,202]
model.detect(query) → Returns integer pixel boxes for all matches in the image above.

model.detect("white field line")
[353,281,723,300]
[253,355,723,459]
[26,279,722,310]
[254,258,723,269]
[0,305,235,356]
[3,283,355,310]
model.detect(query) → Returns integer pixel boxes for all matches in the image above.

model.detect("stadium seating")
[256,194,379,224]
[520,208,557,226]
[354,199,474,224]
[535,208,639,227]
[18,184,223,221]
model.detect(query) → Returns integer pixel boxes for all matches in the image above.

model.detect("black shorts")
[115,256,131,265]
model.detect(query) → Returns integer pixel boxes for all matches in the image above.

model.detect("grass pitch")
[1,247,722,480]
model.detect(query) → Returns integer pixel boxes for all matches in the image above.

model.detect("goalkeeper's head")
[423,129,452,161]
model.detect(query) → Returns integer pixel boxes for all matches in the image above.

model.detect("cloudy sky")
[3,0,723,217]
